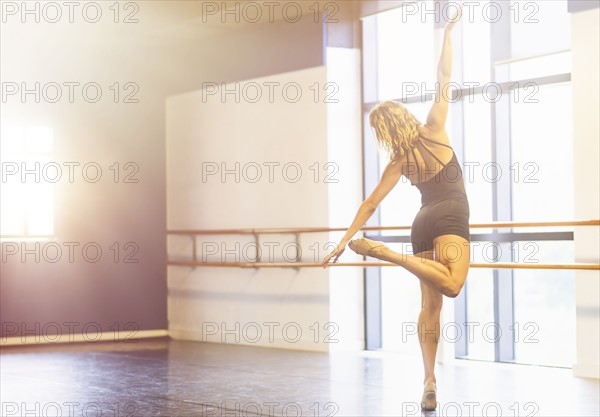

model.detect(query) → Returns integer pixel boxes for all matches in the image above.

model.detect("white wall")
[166,50,364,352]
[572,7,600,379]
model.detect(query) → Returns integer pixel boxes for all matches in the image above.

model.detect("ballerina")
[322,6,469,411]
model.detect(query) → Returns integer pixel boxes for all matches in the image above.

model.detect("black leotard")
[410,137,469,206]
[409,137,471,254]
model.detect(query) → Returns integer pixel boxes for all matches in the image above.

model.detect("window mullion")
[491,1,516,363]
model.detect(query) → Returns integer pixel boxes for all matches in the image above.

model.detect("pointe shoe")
[348,238,385,257]
[421,380,437,411]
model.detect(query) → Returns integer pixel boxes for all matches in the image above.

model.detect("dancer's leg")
[349,234,470,298]
[403,250,443,411]
[416,254,443,384]
[419,275,442,410]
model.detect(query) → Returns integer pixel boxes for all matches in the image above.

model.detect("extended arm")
[322,160,403,267]
[425,6,462,130]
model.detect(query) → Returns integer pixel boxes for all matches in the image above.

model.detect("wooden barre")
[167,261,600,270]
[167,220,600,236]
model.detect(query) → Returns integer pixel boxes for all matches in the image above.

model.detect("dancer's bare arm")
[322,160,403,267]
[425,6,462,132]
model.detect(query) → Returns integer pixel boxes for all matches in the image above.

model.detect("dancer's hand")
[321,242,346,269]
[445,4,463,32]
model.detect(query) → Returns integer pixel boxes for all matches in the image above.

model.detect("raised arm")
[425,6,462,130]
[322,159,403,268]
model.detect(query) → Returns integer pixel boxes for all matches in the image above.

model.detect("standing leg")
[415,250,443,410]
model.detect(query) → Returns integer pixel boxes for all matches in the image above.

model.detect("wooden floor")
[1,338,598,416]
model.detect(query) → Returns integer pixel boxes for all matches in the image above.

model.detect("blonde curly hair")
[369,100,421,160]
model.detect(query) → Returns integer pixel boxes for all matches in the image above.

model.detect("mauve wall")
[0,2,324,340]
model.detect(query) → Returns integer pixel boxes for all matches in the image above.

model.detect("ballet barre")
[167,220,600,270]
[167,220,600,271]
[168,260,599,270]
[168,219,600,235]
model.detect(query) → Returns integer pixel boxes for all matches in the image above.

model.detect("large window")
[0,122,55,238]
[375,7,435,102]
[361,0,574,367]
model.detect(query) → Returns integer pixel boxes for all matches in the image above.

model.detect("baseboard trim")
[168,328,332,352]
[0,329,168,347]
